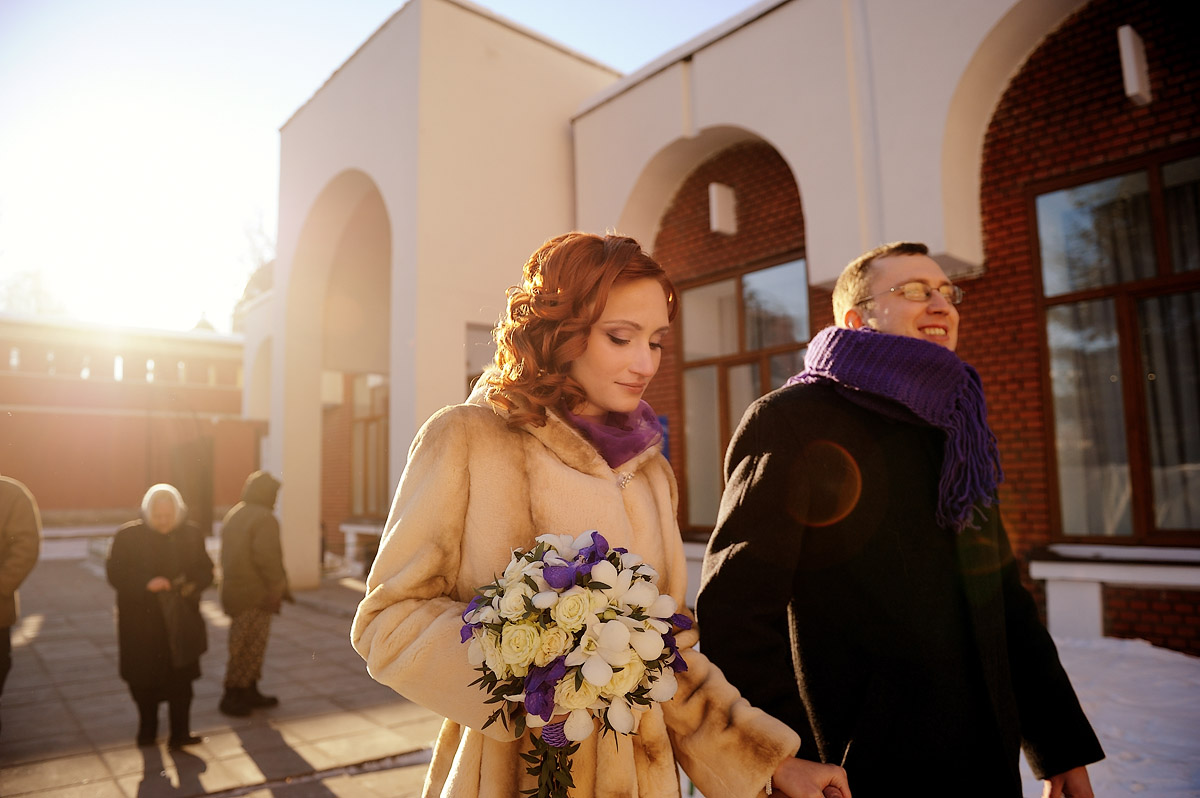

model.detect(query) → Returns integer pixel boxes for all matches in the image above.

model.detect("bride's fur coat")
[352,392,799,797]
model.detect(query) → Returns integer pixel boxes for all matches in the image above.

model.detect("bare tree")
[0,269,67,315]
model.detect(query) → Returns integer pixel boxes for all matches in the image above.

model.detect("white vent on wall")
[1118,25,1152,106]
[709,182,737,235]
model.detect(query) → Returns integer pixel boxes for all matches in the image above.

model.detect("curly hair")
[831,241,929,326]
[484,232,677,429]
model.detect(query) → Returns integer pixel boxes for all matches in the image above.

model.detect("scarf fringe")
[937,369,1003,532]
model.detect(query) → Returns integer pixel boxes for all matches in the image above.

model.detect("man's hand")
[146,576,171,592]
[772,757,852,798]
[1042,765,1093,798]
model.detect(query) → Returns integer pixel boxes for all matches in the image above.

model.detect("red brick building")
[0,314,264,536]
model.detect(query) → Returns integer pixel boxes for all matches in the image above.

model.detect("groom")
[697,242,1103,797]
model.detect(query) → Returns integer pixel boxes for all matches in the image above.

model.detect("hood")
[241,470,281,508]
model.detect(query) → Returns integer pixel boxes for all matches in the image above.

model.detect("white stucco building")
[240,0,1200,658]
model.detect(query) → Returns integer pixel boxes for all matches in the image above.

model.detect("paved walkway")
[1,555,441,797]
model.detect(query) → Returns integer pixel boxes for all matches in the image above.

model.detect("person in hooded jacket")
[107,483,212,748]
[218,470,291,717]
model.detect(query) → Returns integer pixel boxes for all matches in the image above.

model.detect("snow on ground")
[682,636,1200,796]
[1021,636,1200,797]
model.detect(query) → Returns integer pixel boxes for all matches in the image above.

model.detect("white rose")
[479,631,508,678]
[534,625,574,667]
[601,657,646,699]
[552,587,593,632]
[498,582,534,621]
[555,674,602,711]
[500,622,541,669]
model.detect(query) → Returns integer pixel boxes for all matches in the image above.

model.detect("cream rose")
[478,631,508,678]
[601,657,646,699]
[555,674,602,711]
[498,582,534,621]
[500,622,541,670]
[552,587,593,632]
[533,625,573,667]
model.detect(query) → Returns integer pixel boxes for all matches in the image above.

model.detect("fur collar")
[465,381,663,481]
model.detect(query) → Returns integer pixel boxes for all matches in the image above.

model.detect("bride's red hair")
[484,232,677,428]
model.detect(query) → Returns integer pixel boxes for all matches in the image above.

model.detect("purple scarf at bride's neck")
[787,326,1003,533]
[565,401,662,469]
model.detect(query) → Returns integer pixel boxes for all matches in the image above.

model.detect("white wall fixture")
[709,182,737,235]
[1118,25,1152,106]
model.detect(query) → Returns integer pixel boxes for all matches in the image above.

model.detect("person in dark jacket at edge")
[697,242,1104,797]
[218,470,291,717]
[1,474,41,738]
[107,483,213,748]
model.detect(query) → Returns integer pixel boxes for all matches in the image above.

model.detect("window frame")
[349,375,390,522]
[675,252,809,539]
[1030,142,1200,545]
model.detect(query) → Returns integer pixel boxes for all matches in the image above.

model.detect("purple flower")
[663,633,689,673]
[460,595,488,643]
[577,531,609,563]
[523,657,567,721]
[542,563,582,590]
[669,612,693,631]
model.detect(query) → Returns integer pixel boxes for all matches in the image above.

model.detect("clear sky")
[0,0,765,333]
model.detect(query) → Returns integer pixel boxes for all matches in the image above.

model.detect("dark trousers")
[131,678,194,740]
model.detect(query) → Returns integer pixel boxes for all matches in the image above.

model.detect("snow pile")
[1020,636,1200,796]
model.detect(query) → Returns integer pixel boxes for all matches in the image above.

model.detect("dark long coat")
[697,382,1104,797]
[106,520,213,689]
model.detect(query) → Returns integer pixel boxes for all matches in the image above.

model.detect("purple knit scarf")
[787,327,1003,532]
[566,400,662,469]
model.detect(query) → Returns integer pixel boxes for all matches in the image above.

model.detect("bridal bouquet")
[460,530,692,798]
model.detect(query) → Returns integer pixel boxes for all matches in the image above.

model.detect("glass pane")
[769,349,804,390]
[366,421,380,517]
[1037,172,1155,296]
[1046,300,1131,536]
[684,366,722,527]
[466,324,496,374]
[727,363,760,441]
[682,279,738,360]
[1138,290,1200,529]
[743,259,809,349]
[1164,156,1200,274]
[351,423,365,516]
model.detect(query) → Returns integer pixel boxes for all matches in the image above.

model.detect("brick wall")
[978,0,1200,653]
[1103,587,1200,655]
[648,140,806,522]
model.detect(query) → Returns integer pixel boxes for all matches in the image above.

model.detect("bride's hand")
[770,757,851,798]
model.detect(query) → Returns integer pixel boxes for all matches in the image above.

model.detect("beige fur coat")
[351,394,800,797]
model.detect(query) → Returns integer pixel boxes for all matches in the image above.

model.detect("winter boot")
[218,687,252,717]
[246,682,279,709]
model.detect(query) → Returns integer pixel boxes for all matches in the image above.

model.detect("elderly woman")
[106,483,213,748]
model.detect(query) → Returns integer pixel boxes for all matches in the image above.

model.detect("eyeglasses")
[855,281,964,307]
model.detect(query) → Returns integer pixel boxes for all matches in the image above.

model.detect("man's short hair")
[831,241,929,326]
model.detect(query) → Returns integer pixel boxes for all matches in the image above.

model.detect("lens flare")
[787,440,862,527]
